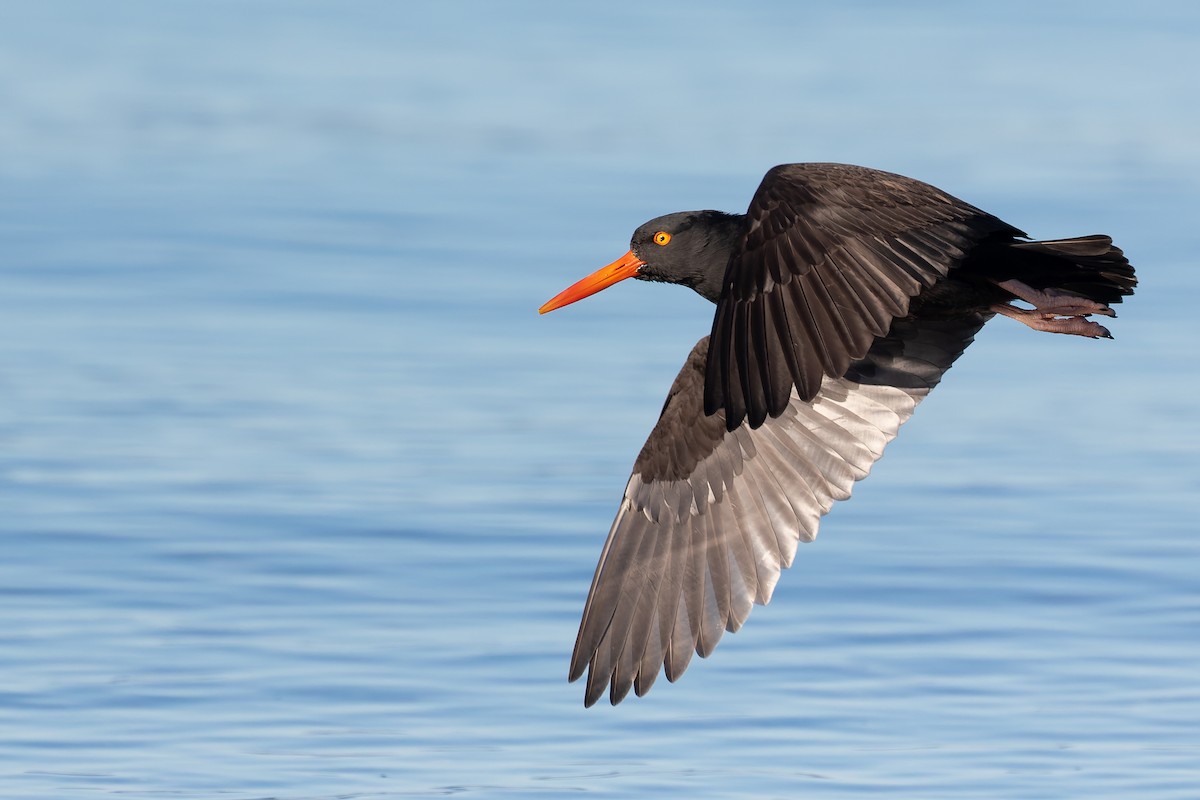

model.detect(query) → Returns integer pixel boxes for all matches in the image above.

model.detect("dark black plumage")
[539,162,1136,706]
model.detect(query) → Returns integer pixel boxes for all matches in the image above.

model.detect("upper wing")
[570,312,989,706]
[704,163,1021,429]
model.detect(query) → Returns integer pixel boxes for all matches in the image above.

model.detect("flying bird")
[539,163,1136,707]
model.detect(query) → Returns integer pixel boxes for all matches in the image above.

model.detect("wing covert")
[705,163,1022,429]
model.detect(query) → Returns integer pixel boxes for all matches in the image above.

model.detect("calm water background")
[1,2,1198,798]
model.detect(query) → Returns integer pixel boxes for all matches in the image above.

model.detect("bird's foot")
[995,279,1116,318]
[990,279,1114,339]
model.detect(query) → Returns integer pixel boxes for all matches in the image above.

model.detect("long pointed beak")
[538,250,645,314]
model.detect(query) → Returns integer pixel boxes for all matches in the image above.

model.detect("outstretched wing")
[570,312,989,706]
[705,163,1020,429]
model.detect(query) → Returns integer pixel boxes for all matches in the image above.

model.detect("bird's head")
[539,211,745,313]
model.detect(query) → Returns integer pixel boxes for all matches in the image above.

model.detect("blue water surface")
[1,2,1197,798]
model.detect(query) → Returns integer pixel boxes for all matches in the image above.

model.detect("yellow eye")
[653,231,671,246]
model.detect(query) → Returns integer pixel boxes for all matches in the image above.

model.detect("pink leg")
[990,279,1115,339]
[995,279,1116,318]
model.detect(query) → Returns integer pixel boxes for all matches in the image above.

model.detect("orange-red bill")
[538,250,645,314]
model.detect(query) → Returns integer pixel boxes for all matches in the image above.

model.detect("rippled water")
[1,2,1198,798]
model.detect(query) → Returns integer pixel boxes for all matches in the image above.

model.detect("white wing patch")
[624,372,926,600]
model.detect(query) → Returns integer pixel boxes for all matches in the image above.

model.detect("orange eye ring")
[653,231,671,246]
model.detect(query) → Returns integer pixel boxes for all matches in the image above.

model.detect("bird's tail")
[1007,235,1137,304]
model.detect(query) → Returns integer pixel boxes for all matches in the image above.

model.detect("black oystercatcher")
[539,163,1136,707]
